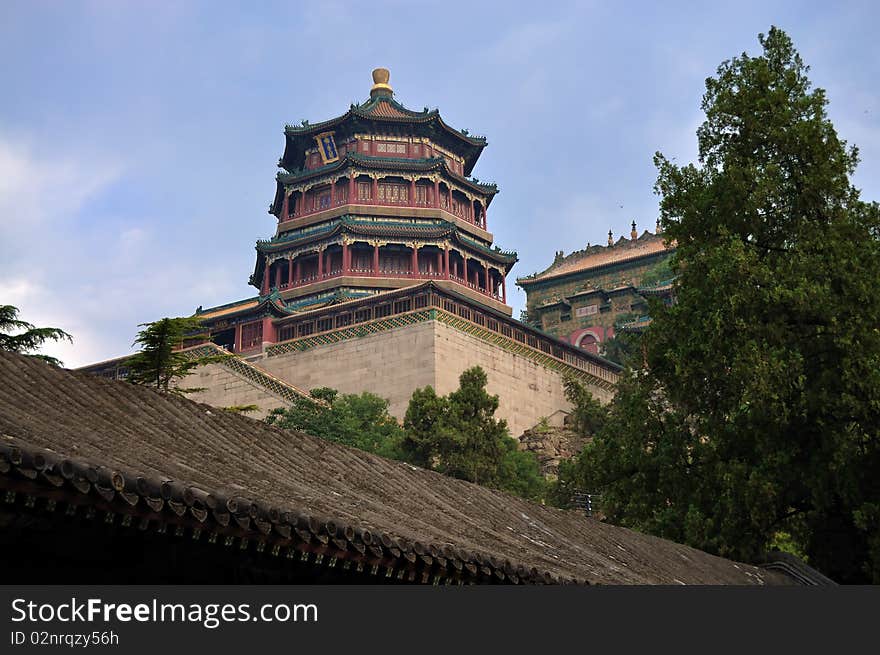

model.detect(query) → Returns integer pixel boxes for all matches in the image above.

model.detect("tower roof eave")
[276,153,499,202]
[281,95,487,175]
[196,291,291,322]
[255,217,517,271]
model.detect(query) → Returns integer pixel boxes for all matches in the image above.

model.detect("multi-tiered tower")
[256,68,515,320]
[86,70,621,436]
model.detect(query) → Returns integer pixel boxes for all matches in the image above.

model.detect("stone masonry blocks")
[187,320,614,438]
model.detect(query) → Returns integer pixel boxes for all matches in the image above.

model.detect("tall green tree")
[266,388,404,458]
[398,386,453,468]
[402,367,546,500]
[126,316,222,393]
[577,27,880,582]
[0,305,72,367]
[546,378,610,509]
[563,377,609,437]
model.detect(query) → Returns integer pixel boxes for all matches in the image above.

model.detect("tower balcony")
[263,241,509,312]
[280,270,504,303]
[279,175,489,233]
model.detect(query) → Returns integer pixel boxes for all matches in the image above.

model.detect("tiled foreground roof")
[0,351,792,585]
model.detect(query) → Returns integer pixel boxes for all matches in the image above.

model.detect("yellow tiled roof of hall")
[196,299,261,319]
[519,232,675,285]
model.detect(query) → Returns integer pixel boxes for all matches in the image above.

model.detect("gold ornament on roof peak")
[370,68,393,98]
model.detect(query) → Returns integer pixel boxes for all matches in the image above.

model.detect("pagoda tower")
[255,68,516,323]
[84,69,621,437]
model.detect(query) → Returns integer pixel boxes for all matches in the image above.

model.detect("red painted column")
[371,177,378,205]
[262,263,269,294]
[409,179,416,207]
[287,258,293,286]
[484,265,490,294]
[234,324,242,353]
[373,244,380,275]
[317,249,323,278]
[411,246,418,276]
[281,191,289,221]
[302,189,309,215]
[444,247,450,279]
[261,317,275,346]
[502,277,506,303]
[433,180,440,208]
[436,251,442,275]
[275,263,281,289]
[349,176,356,204]
[342,242,349,274]
[330,180,336,206]
[482,207,487,229]
[294,259,301,286]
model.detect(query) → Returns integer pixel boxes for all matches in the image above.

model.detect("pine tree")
[0,305,72,367]
[126,316,222,393]
[577,27,880,582]
[402,367,546,499]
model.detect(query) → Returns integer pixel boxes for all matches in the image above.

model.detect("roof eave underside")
[257,221,517,267]
[275,154,498,200]
[281,109,487,176]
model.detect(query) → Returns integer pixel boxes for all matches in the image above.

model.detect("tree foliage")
[563,377,608,437]
[126,316,223,393]
[266,388,404,459]
[639,258,674,287]
[401,367,546,500]
[0,305,72,367]
[266,370,545,501]
[599,332,643,368]
[571,27,880,582]
[546,379,609,509]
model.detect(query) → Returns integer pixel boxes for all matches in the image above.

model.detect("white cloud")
[0,135,123,238]
[0,133,130,367]
[0,130,255,369]
[0,276,109,368]
[0,133,126,279]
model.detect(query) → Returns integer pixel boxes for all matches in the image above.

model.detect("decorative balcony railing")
[284,197,486,230]
[276,268,504,302]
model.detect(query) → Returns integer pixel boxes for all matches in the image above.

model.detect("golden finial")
[655,218,662,234]
[607,229,614,246]
[631,220,638,240]
[370,68,393,98]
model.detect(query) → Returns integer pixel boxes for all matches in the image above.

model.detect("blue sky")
[1,0,877,367]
